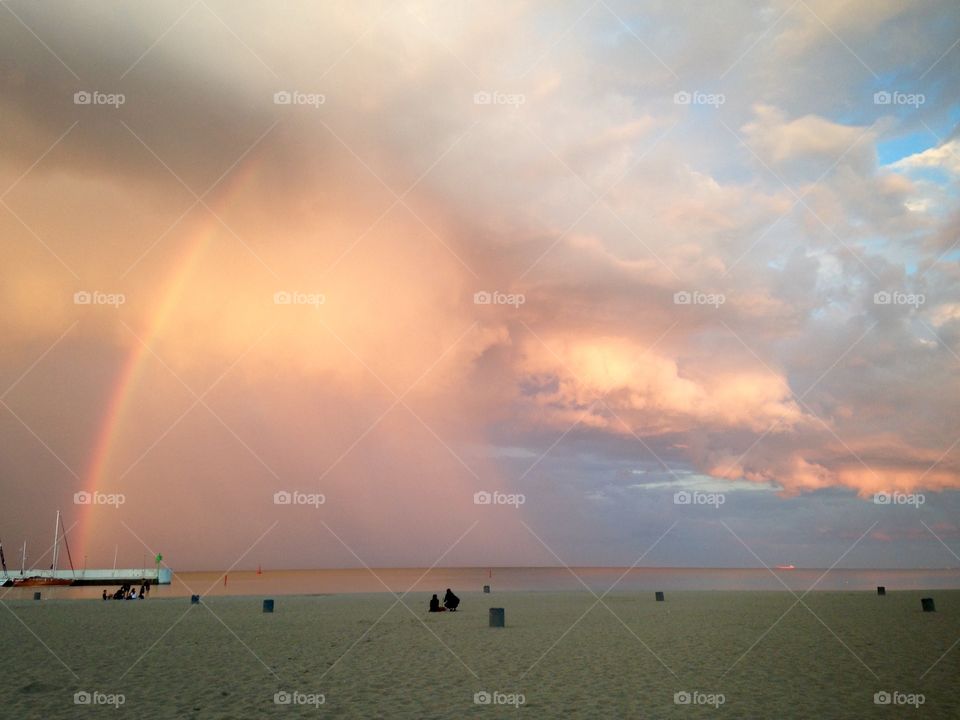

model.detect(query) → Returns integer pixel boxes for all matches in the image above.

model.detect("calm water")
[3,566,959,600]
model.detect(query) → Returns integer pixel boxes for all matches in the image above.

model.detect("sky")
[1,0,959,572]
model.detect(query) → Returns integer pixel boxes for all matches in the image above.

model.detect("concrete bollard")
[877,586,886,596]
[33,592,41,601]
[483,585,490,593]
[921,597,936,612]
[655,591,664,602]
[263,599,274,613]
[191,594,200,604]
[489,608,505,627]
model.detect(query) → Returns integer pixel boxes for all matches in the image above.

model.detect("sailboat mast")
[51,510,60,573]
[21,541,26,575]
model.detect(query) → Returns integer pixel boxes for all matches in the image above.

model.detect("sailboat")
[12,511,75,587]
[0,539,9,587]
[0,540,24,587]
[2,511,173,587]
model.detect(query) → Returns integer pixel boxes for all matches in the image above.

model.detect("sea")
[3,566,959,600]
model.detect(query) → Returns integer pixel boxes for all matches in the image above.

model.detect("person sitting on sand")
[443,588,460,611]
[429,594,446,612]
[130,588,138,599]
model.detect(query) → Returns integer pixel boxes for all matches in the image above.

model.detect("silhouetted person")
[443,588,460,611]
[102,589,107,601]
[429,594,446,612]
[140,583,147,597]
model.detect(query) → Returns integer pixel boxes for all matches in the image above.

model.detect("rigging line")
[60,516,76,575]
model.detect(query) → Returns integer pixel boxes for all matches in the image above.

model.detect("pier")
[1,567,172,587]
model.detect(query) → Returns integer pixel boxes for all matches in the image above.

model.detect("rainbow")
[77,156,264,559]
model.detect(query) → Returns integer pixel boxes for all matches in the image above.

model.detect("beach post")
[877,586,886,596]
[191,594,200,604]
[483,585,490,593]
[489,607,505,627]
[921,597,936,612]
[33,591,41,601]
[655,591,664,601]
[263,599,274,613]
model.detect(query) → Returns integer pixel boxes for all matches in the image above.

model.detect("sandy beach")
[2,589,957,718]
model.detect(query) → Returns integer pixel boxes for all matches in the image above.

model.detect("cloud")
[1,0,959,567]
[892,139,960,175]
[741,103,875,176]
[514,334,808,435]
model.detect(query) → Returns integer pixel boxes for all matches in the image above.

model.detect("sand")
[1,590,958,718]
